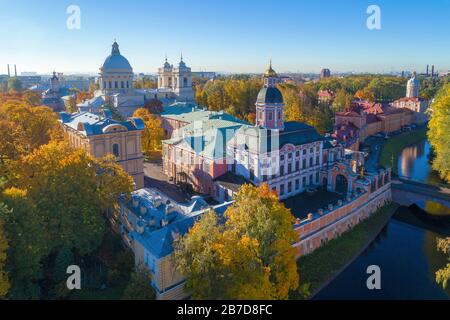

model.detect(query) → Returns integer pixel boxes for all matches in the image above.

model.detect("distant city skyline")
[1,0,449,74]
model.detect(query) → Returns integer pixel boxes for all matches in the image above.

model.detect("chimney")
[7,64,10,77]
[14,65,17,77]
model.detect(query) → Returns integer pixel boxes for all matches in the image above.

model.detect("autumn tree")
[175,184,299,300]
[0,204,10,298]
[2,141,133,298]
[428,84,450,182]
[354,87,375,101]
[0,98,62,176]
[435,237,450,289]
[132,108,165,157]
[122,265,156,300]
[332,89,353,112]
[76,91,94,104]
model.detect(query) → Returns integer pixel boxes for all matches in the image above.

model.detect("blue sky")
[1,0,449,74]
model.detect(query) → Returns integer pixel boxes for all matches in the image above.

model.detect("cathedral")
[77,41,195,117]
[157,54,195,101]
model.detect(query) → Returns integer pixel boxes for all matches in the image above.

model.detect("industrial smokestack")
[7,64,10,77]
[14,65,17,77]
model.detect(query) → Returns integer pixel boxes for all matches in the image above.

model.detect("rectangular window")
[280,166,284,176]
[288,153,292,159]
[295,179,300,190]
[280,184,285,195]
[288,163,292,174]
[309,157,313,167]
[288,181,292,193]
[296,161,300,171]
[303,159,307,169]
[316,155,320,165]
[296,151,300,157]
[280,154,285,161]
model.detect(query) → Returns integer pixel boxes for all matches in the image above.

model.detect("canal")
[315,138,450,299]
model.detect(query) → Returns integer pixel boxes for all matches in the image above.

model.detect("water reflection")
[398,140,429,182]
[315,139,450,299]
[315,215,450,300]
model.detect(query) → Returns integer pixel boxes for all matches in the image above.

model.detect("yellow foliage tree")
[428,84,450,182]
[0,206,10,298]
[175,184,299,300]
[132,108,165,158]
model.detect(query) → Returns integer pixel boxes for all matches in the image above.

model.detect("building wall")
[293,180,392,257]
[62,125,144,189]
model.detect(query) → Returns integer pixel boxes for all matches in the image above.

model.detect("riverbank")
[379,126,427,175]
[290,202,399,300]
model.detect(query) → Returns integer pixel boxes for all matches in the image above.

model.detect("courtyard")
[283,190,344,219]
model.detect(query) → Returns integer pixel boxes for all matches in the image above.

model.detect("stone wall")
[293,182,392,257]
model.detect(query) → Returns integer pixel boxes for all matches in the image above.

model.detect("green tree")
[332,89,353,112]
[122,265,156,300]
[428,84,450,182]
[7,77,23,92]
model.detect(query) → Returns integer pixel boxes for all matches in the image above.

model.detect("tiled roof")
[131,201,232,258]
[213,172,253,192]
[59,111,144,136]
[236,121,324,153]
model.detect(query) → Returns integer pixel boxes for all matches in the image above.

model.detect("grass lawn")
[379,126,427,175]
[290,202,399,299]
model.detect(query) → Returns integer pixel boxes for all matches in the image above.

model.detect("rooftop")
[124,188,232,258]
[59,110,144,136]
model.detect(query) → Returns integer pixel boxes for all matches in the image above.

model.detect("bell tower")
[255,61,284,130]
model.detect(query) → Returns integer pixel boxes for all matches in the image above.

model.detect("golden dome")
[264,59,277,77]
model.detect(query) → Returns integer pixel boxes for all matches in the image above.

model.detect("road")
[362,136,385,173]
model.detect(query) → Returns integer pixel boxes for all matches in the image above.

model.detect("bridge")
[391,177,450,208]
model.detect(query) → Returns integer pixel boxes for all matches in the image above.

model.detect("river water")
[315,139,450,299]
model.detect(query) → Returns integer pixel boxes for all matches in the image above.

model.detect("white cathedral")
[77,41,195,117]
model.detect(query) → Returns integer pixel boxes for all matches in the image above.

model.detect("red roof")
[317,89,334,98]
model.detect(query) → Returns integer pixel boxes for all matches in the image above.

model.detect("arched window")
[112,143,120,157]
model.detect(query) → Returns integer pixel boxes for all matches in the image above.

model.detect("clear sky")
[1,0,449,75]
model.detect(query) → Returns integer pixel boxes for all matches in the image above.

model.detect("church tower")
[50,71,60,92]
[158,56,173,89]
[255,61,284,130]
[172,54,194,101]
[406,72,420,98]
